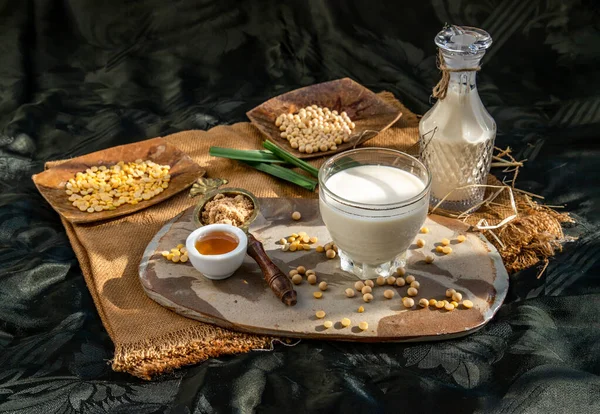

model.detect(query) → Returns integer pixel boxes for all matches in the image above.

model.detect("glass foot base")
[338,249,405,280]
[430,192,484,215]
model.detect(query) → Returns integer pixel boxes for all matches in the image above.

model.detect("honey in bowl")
[195,231,239,255]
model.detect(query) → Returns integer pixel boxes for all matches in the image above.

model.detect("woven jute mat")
[47,92,569,379]
[47,93,419,379]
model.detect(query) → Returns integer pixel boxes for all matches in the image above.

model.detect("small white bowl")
[185,224,248,280]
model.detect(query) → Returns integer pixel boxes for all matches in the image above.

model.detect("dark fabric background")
[0,0,599,412]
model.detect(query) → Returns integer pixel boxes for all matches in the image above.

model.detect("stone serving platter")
[139,198,508,341]
[246,78,402,159]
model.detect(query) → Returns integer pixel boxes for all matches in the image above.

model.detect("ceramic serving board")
[139,198,508,341]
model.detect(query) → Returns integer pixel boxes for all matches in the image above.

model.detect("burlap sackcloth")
[45,93,418,379]
[48,92,568,380]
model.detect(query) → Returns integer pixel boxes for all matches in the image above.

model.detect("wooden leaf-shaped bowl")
[32,137,205,224]
[247,78,402,159]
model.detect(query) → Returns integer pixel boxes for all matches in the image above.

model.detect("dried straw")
[433,147,574,277]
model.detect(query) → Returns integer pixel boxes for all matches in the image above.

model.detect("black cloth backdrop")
[0,0,599,412]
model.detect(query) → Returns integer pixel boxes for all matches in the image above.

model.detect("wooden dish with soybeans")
[246,78,403,159]
[32,137,204,224]
[140,198,509,342]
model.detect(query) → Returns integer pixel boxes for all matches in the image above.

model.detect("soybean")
[402,297,415,308]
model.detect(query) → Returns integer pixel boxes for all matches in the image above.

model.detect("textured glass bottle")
[419,26,495,213]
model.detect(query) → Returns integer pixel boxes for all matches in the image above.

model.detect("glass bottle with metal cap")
[419,25,495,214]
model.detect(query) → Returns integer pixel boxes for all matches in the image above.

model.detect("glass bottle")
[419,26,495,214]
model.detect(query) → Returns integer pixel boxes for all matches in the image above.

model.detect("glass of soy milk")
[319,148,431,279]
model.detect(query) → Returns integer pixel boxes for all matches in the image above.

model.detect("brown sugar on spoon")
[201,193,254,227]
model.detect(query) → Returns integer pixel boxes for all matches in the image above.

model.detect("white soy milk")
[319,165,428,266]
[419,79,495,203]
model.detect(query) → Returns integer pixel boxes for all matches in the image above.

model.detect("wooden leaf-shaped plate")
[32,137,205,224]
[247,78,402,159]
